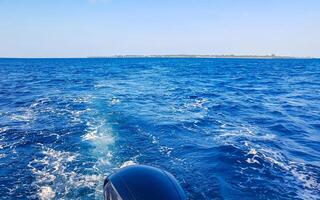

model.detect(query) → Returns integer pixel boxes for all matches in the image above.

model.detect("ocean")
[0,58,319,200]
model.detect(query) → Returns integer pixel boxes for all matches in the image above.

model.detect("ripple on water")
[1,58,320,200]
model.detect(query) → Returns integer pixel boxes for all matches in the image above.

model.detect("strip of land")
[88,54,313,59]
[0,55,316,59]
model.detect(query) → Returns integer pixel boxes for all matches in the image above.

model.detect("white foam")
[82,128,114,146]
[9,99,42,122]
[110,97,120,105]
[159,146,173,156]
[291,168,319,189]
[246,148,260,164]
[246,146,320,198]
[69,109,91,123]
[247,148,257,155]
[29,146,109,199]
[29,148,76,181]
[217,124,319,198]
[10,112,34,122]
[38,186,55,200]
[29,94,118,199]
[216,125,276,144]
[185,98,208,109]
[80,113,116,196]
[0,127,9,133]
[120,160,136,168]
[246,157,260,164]
[73,95,93,103]
[151,135,158,144]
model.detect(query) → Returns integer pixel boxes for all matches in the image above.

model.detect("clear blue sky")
[0,0,319,58]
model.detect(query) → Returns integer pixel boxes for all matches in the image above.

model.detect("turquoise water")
[0,58,319,199]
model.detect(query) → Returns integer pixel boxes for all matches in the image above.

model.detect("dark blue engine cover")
[104,165,186,200]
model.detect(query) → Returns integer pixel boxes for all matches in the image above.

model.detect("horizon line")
[0,54,319,59]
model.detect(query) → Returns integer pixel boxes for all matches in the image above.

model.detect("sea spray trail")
[27,95,116,199]
[0,58,320,199]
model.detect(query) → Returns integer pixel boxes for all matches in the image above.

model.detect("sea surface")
[0,58,319,200]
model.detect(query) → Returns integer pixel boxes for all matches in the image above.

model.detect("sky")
[0,0,320,58]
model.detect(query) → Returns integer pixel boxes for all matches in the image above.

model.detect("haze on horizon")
[0,0,320,58]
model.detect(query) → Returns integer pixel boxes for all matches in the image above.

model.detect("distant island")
[88,54,314,59]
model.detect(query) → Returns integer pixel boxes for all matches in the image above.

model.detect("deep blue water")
[0,58,320,200]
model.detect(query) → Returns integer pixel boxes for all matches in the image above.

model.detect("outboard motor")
[103,165,186,200]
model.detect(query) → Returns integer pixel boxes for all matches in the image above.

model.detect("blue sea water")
[0,58,319,200]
